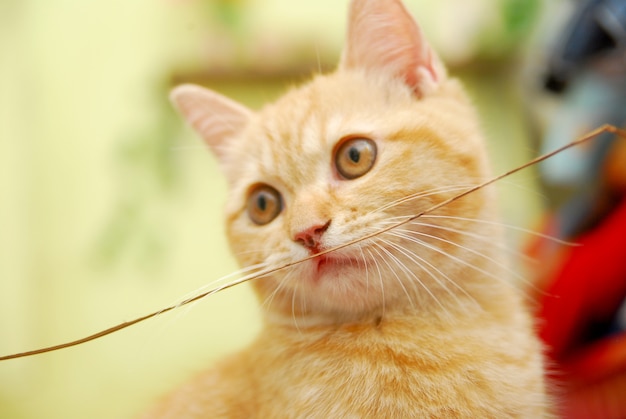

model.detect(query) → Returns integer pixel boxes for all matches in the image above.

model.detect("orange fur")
[146,0,548,416]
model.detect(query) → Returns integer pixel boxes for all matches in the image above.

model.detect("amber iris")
[335,137,377,179]
[247,184,282,225]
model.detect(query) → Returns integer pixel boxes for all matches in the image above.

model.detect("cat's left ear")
[170,84,252,160]
[340,0,446,97]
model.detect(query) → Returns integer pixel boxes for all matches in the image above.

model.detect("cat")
[144,0,548,416]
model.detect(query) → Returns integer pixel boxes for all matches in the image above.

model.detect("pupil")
[349,147,360,163]
[257,195,267,211]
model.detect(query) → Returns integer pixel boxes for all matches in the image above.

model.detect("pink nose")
[294,220,331,252]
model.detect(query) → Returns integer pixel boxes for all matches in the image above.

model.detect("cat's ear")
[340,0,445,96]
[170,84,252,159]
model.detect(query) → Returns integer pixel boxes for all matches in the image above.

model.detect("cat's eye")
[334,137,377,180]
[247,184,283,225]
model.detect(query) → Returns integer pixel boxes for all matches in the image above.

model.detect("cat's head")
[171,0,495,323]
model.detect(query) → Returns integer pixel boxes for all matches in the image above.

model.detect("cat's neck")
[261,275,521,333]
[263,300,469,331]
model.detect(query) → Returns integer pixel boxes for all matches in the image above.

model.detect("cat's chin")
[309,253,365,282]
[296,254,385,313]
[258,252,406,326]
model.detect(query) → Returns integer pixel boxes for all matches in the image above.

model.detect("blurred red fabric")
[536,198,626,418]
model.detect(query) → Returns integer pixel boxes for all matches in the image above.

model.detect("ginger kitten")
[145,0,548,416]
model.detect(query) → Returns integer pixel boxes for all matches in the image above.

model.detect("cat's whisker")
[390,219,536,264]
[376,240,426,307]
[164,266,276,323]
[232,248,275,257]
[170,262,271,311]
[420,214,578,246]
[386,225,526,285]
[365,248,386,320]
[379,214,548,267]
[291,281,301,334]
[300,272,309,318]
[175,205,537,318]
[369,242,416,309]
[383,239,468,315]
[358,245,370,297]
[384,229,524,295]
[367,184,477,216]
[259,273,283,313]
[494,178,545,197]
[371,239,456,316]
[378,237,481,313]
[178,136,598,313]
[259,265,298,314]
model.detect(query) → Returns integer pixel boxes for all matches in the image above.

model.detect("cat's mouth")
[315,255,331,271]
[312,253,364,277]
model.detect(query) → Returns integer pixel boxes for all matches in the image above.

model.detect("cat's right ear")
[340,0,446,97]
[170,84,252,159]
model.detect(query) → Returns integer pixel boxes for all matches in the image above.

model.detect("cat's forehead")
[223,71,477,198]
[233,72,403,186]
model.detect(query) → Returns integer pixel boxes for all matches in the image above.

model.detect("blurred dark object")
[544,0,626,93]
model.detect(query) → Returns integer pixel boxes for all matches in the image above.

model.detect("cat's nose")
[294,220,331,252]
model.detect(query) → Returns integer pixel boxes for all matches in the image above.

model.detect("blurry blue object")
[542,71,626,188]
[539,0,626,238]
[544,0,626,93]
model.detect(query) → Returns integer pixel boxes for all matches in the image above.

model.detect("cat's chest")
[249,323,448,416]
[245,315,543,416]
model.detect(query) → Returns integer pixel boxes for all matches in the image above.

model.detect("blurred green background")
[0,0,564,417]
